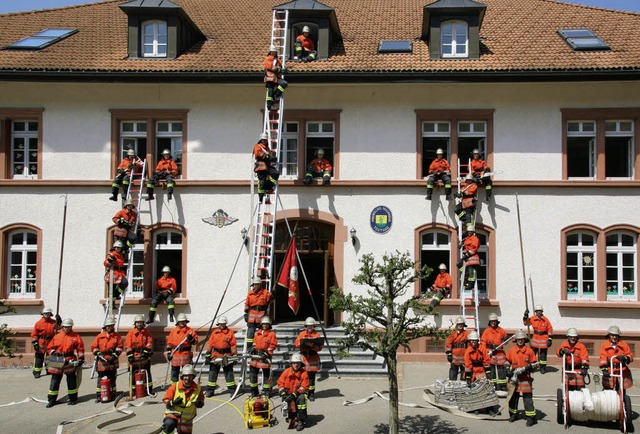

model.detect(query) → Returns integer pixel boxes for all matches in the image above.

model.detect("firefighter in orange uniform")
[264,45,288,110]
[91,316,123,403]
[244,277,272,346]
[294,317,324,401]
[110,148,143,201]
[303,149,332,185]
[457,230,480,290]
[31,307,58,378]
[455,174,478,232]
[166,313,198,384]
[278,353,310,431]
[506,330,538,426]
[46,318,84,407]
[556,328,589,391]
[112,199,137,249]
[429,263,453,307]
[147,149,178,201]
[599,325,634,393]
[204,316,237,397]
[446,317,469,380]
[294,26,317,62]
[147,266,177,324]
[125,314,154,395]
[470,149,492,201]
[523,304,553,374]
[481,313,508,392]
[426,148,452,200]
[249,316,278,397]
[104,240,128,299]
[161,364,204,434]
[464,331,490,383]
[253,134,279,201]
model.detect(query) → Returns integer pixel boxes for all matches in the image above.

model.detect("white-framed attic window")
[142,20,168,58]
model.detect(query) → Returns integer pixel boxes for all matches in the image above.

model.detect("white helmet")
[176,313,189,323]
[472,149,480,155]
[269,45,277,53]
[261,316,272,325]
[162,266,171,273]
[259,132,268,141]
[217,316,228,325]
[291,353,303,363]
[103,317,117,327]
[534,305,543,312]
[316,149,325,156]
[438,263,447,271]
[436,148,444,155]
[42,307,54,315]
[162,149,171,156]
[124,199,134,207]
[607,325,621,336]
[134,314,145,323]
[181,364,196,377]
[305,317,317,326]
[62,318,74,327]
[566,328,579,337]
[455,316,466,325]
[468,331,479,341]
[302,25,310,33]
[514,330,527,340]
[488,313,499,323]
[252,277,262,287]
[113,240,125,249]
[127,149,135,156]
[465,173,474,181]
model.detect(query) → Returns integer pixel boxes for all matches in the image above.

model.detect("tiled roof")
[0,0,639,78]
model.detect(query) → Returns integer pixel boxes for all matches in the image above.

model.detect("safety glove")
[194,400,204,409]
[170,397,183,407]
[446,352,453,363]
[32,340,40,352]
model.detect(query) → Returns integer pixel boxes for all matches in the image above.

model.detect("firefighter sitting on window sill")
[303,149,332,185]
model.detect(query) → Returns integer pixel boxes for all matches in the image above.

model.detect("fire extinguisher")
[100,376,112,403]
[135,370,147,398]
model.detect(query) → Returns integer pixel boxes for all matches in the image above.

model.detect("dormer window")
[441,20,468,58]
[142,20,168,58]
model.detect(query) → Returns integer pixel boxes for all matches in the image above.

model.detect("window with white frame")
[420,230,451,294]
[154,230,182,294]
[305,121,334,170]
[120,121,147,161]
[8,230,37,298]
[421,121,450,178]
[567,121,596,178]
[156,121,183,175]
[605,120,633,179]
[606,232,636,299]
[566,232,596,298]
[11,120,38,179]
[279,122,299,178]
[441,20,468,58]
[128,231,145,299]
[142,20,168,58]
[458,121,486,169]
[462,231,488,298]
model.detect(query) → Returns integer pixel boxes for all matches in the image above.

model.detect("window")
[4,28,77,51]
[280,110,341,181]
[110,110,188,178]
[6,230,38,298]
[441,20,468,58]
[142,20,167,58]
[419,230,451,293]
[606,233,636,300]
[11,121,39,179]
[417,110,493,180]
[558,29,610,51]
[605,121,633,179]
[567,121,596,178]
[378,40,413,54]
[566,232,597,299]
[129,232,145,299]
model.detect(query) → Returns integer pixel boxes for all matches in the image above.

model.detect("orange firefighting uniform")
[599,339,634,390]
[244,288,272,343]
[446,329,469,380]
[249,327,278,394]
[166,326,198,383]
[31,316,57,376]
[205,327,237,392]
[481,325,508,390]
[104,249,127,287]
[112,207,137,239]
[91,330,123,398]
[295,330,324,396]
[464,343,491,382]
[125,326,154,392]
[506,344,537,422]
[47,329,85,404]
[253,141,279,194]
[556,340,589,389]
[524,314,554,371]
[162,380,204,434]
[277,365,310,425]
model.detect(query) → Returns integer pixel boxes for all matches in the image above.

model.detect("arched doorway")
[272,220,335,326]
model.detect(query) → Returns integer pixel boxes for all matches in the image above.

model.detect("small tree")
[0,300,16,357]
[330,251,444,434]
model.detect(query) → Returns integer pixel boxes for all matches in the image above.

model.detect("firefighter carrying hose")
[249,316,278,397]
[166,313,198,384]
[31,307,58,378]
[161,364,204,434]
[481,313,508,392]
[204,316,237,397]
[110,148,143,201]
[46,318,84,408]
[294,317,324,401]
[90,316,123,403]
[278,352,310,431]
[146,266,177,324]
[446,316,469,381]
[425,148,452,200]
[556,327,589,391]
[125,314,154,394]
[523,304,553,374]
[429,263,452,308]
[599,325,634,393]
[505,329,538,426]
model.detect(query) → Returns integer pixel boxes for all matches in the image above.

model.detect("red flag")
[278,236,299,314]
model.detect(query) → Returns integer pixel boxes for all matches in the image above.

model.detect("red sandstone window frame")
[0,108,44,180]
[0,224,43,302]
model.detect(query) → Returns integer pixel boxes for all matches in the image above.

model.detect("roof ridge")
[541,0,640,16]
[0,0,119,17]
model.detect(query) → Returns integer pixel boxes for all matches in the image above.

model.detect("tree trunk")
[387,353,399,434]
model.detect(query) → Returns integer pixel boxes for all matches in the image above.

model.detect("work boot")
[68,400,77,406]
[205,389,215,398]
[46,400,56,408]
[288,418,296,429]
[308,392,315,402]
[296,420,305,431]
[251,387,259,397]
[258,193,264,202]
[169,314,175,323]
[95,394,101,403]
[33,371,41,379]
[526,417,537,427]
[486,193,492,201]
[168,191,173,201]
[322,177,330,185]
[145,191,154,201]
[109,187,119,201]
[509,413,518,422]
[540,365,546,374]
[445,194,452,200]
[425,192,432,200]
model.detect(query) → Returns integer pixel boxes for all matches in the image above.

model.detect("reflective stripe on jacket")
[481,326,507,365]
[446,330,469,365]
[90,331,123,371]
[506,345,537,393]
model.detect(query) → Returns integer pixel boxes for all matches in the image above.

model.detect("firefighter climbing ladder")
[457,158,480,333]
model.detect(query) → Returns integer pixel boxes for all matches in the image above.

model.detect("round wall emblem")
[370,206,393,234]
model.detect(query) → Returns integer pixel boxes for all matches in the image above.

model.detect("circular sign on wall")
[370,206,393,234]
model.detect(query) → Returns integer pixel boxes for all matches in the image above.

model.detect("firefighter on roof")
[446,316,469,381]
[253,133,279,202]
[599,325,634,393]
[110,148,143,201]
[204,316,237,397]
[429,263,453,308]
[125,314,154,394]
[244,277,272,346]
[455,174,478,233]
[506,330,538,426]
[90,316,123,403]
[249,316,278,397]
[481,313,508,392]
[46,318,84,408]
[523,304,553,374]
[457,230,480,290]
[556,328,589,391]
[426,148,452,200]
[31,307,58,378]
[470,149,492,201]
[294,26,317,62]
[112,199,137,250]
[303,149,332,185]
[166,313,198,384]
[264,45,288,111]
[146,266,177,324]
[104,240,128,300]
[294,317,324,401]
[278,352,310,431]
[146,149,178,201]
[161,364,204,434]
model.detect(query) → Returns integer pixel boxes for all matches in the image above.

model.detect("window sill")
[2,299,43,306]
[559,300,640,309]
[99,297,189,306]
[419,298,499,307]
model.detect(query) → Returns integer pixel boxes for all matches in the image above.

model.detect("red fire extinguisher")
[135,370,147,398]
[100,376,112,403]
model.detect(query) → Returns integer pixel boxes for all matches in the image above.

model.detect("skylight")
[558,29,610,51]
[4,29,78,51]
[378,40,413,54]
